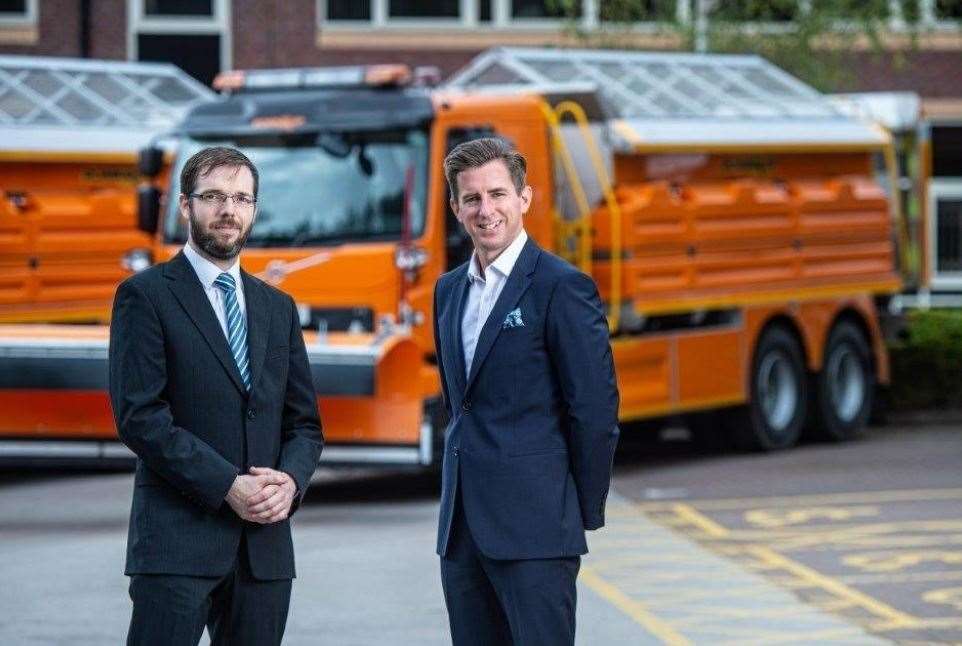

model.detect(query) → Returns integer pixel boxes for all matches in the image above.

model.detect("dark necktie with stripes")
[213,272,251,391]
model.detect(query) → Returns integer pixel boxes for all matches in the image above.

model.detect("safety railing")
[537,99,623,332]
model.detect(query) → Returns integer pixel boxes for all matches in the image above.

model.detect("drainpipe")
[79,0,91,58]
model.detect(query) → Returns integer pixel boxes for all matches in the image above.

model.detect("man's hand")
[225,472,288,523]
[245,466,297,524]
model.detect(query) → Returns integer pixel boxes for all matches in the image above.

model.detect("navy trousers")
[126,535,292,646]
[440,499,580,646]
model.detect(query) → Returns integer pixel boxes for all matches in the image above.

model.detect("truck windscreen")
[163,128,428,247]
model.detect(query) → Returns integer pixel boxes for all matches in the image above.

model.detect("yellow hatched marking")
[670,503,730,539]
[839,570,962,585]
[746,545,920,629]
[844,550,962,573]
[745,506,881,529]
[634,488,962,512]
[579,566,692,645]
[715,626,882,646]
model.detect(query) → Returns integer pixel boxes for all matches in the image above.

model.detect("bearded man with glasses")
[109,146,323,646]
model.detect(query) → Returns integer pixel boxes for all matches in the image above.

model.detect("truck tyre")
[810,321,874,442]
[734,326,807,451]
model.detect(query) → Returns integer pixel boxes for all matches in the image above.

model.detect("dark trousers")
[440,500,580,646]
[126,535,292,646]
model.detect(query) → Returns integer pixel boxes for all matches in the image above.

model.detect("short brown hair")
[444,137,526,200]
[180,146,259,198]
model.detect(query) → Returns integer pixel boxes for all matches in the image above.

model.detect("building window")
[144,0,213,16]
[0,0,26,14]
[511,0,581,19]
[935,0,962,19]
[480,0,492,20]
[710,0,799,22]
[318,0,682,27]
[0,0,36,24]
[599,0,675,22]
[389,0,460,18]
[327,0,371,20]
[129,0,229,85]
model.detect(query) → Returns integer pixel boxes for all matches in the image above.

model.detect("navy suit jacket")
[108,251,323,580]
[433,237,620,560]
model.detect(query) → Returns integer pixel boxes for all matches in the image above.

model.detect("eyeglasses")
[189,191,257,209]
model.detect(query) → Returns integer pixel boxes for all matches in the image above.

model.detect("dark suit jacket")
[433,237,620,560]
[109,251,323,580]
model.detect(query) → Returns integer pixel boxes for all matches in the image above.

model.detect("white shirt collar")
[183,241,242,290]
[467,229,528,284]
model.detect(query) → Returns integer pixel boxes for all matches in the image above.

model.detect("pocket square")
[502,307,524,329]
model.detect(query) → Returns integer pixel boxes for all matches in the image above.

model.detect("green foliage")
[549,0,932,92]
[888,310,962,410]
[702,0,918,91]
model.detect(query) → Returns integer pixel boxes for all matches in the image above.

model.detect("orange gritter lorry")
[0,48,901,465]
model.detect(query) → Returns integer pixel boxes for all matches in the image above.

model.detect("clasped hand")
[225,467,296,524]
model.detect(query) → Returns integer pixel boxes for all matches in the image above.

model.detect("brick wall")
[89,0,127,60]
[841,51,962,98]
[233,0,318,69]
[0,0,125,60]
[0,0,80,56]
[311,49,478,79]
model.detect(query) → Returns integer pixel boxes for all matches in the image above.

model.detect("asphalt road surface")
[0,419,958,645]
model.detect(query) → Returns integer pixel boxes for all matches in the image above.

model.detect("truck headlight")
[121,249,153,273]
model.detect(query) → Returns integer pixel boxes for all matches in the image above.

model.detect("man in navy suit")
[433,137,620,645]
[109,147,323,645]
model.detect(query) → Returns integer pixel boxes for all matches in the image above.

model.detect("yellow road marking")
[839,570,962,585]
[636,488,962,512]
[671,503,730,538]
[744,505,880,528]
[746,545,920,629]
[844,550,962,572]
[715,625,882,645]
[923,586,962,611]
[579,566,692,645]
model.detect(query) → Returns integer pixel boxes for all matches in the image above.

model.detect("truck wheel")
[734,326,807,451]
[810,321,874,442]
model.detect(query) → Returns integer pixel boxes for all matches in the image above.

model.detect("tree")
[549,0,929,91]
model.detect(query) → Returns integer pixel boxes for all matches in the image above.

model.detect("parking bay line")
[666,502,923,626]
[581,495,886,643]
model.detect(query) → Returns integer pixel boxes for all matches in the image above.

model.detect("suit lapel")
[164,251,248,397]
[445,267,470,397]
[241,270,270,393]
[464,239,539,394]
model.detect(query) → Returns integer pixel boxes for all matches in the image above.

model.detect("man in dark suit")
[433,137,620,645]
[109,146,323,646]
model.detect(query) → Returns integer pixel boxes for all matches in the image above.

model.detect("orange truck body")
[0,53,902,464]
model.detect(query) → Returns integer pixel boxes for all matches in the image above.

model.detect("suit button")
[247,409,256,420]
[461,400,471,412]
[453,447,460,457]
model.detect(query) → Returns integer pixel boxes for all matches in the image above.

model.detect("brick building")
[1,0,961,108]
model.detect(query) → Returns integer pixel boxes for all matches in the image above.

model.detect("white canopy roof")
[446,47,888,149]
[0,55,214,153]
[830,92,921,133]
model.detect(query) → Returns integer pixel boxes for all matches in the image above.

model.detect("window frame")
[0,0,37,27]
[316,0,958,34]
[127,0,231,73]
[317,0,680,30]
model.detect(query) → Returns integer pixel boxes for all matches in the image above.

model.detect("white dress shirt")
[461,229,528,378]
[183,242,247,341]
